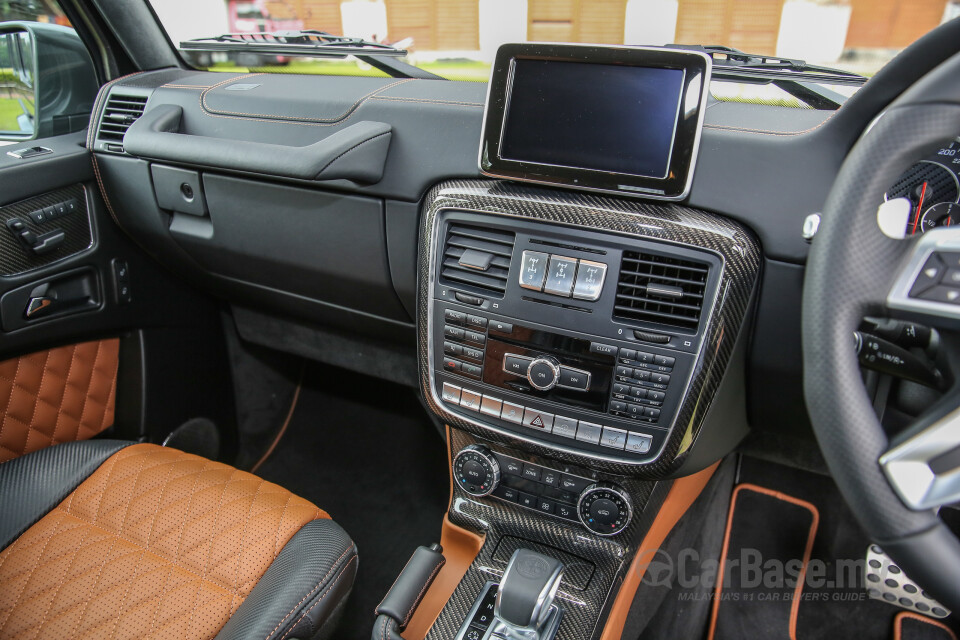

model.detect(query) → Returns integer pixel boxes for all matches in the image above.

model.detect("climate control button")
[577,483,633,535]
[453,445,501,497]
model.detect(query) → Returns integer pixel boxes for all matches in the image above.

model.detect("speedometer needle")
[912,181,929,235]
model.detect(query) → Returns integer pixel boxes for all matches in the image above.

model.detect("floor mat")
[254,363,449,640]
[707,484,818,640]
[895,612,958,640]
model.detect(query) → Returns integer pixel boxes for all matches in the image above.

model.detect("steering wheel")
[803,50,960,612]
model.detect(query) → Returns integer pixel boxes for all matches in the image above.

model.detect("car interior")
[3,2,960,639]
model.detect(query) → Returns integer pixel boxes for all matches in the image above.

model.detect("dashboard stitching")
[369,96,483,108]
[702,111,836,136]
[198,74,413,123]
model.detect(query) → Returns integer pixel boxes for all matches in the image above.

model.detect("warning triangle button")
[531,415,544,428]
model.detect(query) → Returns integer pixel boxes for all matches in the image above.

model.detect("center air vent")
[440,223,515,297]
[614,251,710,332]
[97,94,148,142]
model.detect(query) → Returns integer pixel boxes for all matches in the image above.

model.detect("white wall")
[478,0,528,62]
[624,0,678,46]
[777,1,852,63]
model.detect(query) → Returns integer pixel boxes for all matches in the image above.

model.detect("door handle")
[25,295,55,318]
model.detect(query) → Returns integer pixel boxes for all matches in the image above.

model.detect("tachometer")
[886,159,960,235]
[919,201,960,233]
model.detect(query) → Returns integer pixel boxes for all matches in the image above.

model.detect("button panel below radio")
[442,307,488,380]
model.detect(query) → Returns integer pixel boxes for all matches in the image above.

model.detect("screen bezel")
[479,43,712,201]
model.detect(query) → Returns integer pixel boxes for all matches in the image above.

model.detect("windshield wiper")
[180,30,442,79]
[667,44,866,109]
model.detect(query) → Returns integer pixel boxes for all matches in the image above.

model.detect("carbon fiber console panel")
[418,180,760,476]
[426,428,668,640]
[0,184,93,277]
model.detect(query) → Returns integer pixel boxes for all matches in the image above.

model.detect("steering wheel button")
[918,285,960,305]
[910,254,946,297]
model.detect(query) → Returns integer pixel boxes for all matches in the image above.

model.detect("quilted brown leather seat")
[0,441,357,640]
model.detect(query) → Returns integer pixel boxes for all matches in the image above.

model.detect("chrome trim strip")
[880,405,960,510]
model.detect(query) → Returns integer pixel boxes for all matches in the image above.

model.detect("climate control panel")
[452,445,633,536]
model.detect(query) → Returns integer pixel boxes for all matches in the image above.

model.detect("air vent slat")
[613,250,709,332]
[98,94,147,145]
[439,222,516,297]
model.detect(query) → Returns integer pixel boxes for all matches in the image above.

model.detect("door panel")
[0,338,118,462]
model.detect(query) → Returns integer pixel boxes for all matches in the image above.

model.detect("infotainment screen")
[480,44,711,201]
[501,60,685,179]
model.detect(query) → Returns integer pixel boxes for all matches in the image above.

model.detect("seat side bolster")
[0,439,134,549]
[216,518,359,640]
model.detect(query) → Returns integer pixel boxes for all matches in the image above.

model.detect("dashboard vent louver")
[613,251,709,332]
[97,94,148,142]
[440,223,515,297]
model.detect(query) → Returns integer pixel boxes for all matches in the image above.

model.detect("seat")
[0,440,357,640]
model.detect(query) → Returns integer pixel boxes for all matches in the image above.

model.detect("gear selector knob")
[494,549,564,630]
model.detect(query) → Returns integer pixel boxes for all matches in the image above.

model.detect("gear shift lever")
[491,549,564,639]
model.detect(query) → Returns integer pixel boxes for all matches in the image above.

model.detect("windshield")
[149,0,960,93]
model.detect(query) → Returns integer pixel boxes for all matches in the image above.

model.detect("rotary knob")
[527,356,561,391]
[453,445,501,497]
[577,482,633,536]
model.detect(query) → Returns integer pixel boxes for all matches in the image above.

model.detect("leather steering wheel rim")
[802,50,960,612]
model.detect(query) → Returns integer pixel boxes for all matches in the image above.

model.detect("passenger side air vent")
[440,223,515,297]
[97,94,148,142]
[613,251,710,332]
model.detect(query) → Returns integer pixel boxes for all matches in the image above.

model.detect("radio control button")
[575,421,602,444]
[462,363,482,378]
[441,383,462,404]
[444,325,466,341]
[543,255,578,297]
[615,365,633,379]
[501,402,524,424]
[654,355,676,367]
[619,348,636,362]
[600,427,628,450]
[444,341,462,356]
[626,432,653,454]
[626,403,644,419]
[480,395,502,417]
[589,342,618,358]
[443,358,462,373]
[527,357,560,390]
[522,408,554,431]
[558,366,590,391]
[466,314,488,328]
[635,352,655,364]
[643,407,662,420]
[552,416,578,438]
[610,400,627,414]
[503,354,532,377]
[462,346,484,362]
[634,369,652,382]
[444,309,467,324]
[612,383,631,397]
[519,250,550,291]
[460,390,482,411]
[651,372,671,385]
[491,320,513,334]
[647,390,665,403]
[464,330,486,345]
[629,387,647,399]
[572,259,607,301]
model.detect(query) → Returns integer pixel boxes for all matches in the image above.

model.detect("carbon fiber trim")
[418,180,760,476]
[426,429,669,640]
[0,184,93,277]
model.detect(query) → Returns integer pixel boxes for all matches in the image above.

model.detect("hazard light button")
[522,408,554,432]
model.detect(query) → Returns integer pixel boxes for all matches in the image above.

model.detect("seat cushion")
[0,442,357,640]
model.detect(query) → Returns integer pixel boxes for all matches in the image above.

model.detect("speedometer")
[886,157,960,235]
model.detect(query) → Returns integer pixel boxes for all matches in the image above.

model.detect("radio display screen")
[479,44,711,201]
[500,59,685,180]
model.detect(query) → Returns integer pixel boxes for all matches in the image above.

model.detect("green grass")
[205,57,491,81]
[0,97,28,132]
